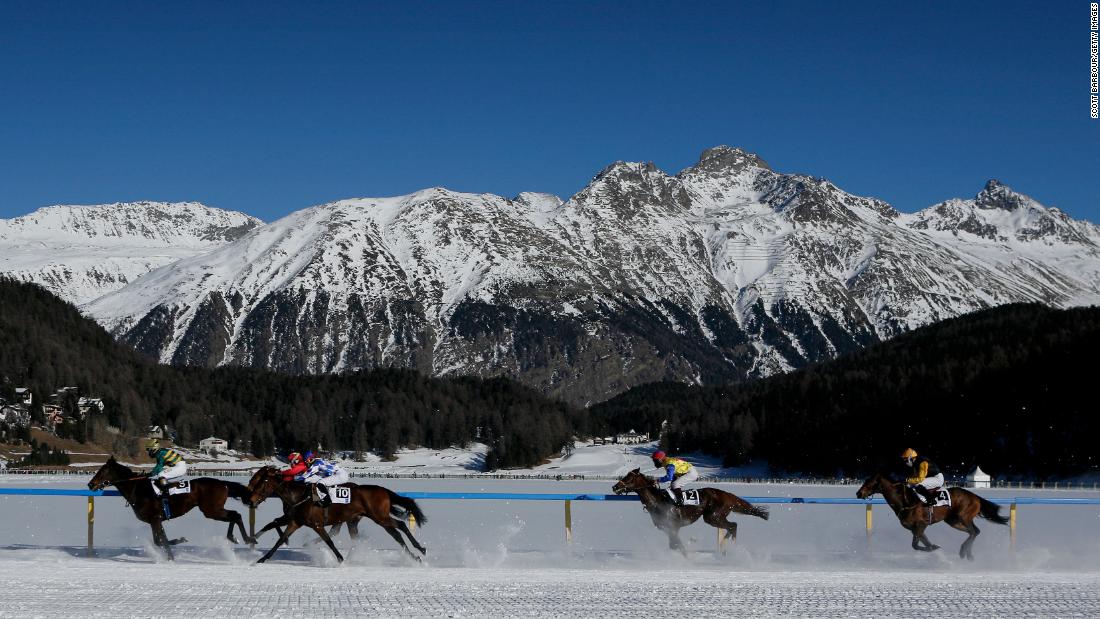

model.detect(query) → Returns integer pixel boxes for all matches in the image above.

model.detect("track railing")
[2,488,1098,556]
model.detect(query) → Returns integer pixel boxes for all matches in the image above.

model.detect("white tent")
[965,465,992,488]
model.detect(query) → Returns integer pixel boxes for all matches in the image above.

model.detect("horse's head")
[88,456,126,491]
[612,468,653,495]
[856,472,898,499]
[246,465,283,506]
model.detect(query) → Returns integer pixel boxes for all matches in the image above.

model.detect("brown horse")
[87,457,254,560]
[243,467,362,544]
[612,468,768,555]
[245,465,428,563]
[856,472,1009,559]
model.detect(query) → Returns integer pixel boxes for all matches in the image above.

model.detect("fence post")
[865,503,873,545]
[1009,502,1017,548]
[564,500,573,544]
[87,496,95,558]
[248,506,256,548]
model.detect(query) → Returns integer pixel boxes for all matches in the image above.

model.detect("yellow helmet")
[145,438,160,452]
[901,447,918,459]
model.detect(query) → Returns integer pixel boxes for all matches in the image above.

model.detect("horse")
[245,465,428,563]
[856,472,1009,559]
[87,457,255,560]
[243,466,363,544]
[612,468,768,555]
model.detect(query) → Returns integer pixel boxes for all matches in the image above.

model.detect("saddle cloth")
[317,485,352,505]
[916,487,951,508]
[666,488,701,506]
[151,479,190,496]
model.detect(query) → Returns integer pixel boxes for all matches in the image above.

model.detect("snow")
[0,475,1098,616]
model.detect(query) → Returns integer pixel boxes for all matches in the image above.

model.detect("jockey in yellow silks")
[651,450,698,505]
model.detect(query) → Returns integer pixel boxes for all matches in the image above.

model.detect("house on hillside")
[199,436,229,455]
[614,429,650,445]
[14,387,32,407]
[77,397,104,417]
[0,403,31,429]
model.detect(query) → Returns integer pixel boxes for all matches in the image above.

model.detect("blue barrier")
[2,486,1098,555]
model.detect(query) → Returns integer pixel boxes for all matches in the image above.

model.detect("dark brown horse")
[243,467,362,544]
[87,457,254,560]
[245,465,428,563]
[856,472,1009,559]
[612,468,768,555]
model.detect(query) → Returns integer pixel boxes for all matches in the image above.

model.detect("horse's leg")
[253,515,291,540]
[310,524,344,563]
[257,521,299,564]
[945,515,980,560]
[917,527,940,552]
[152,521,174,561]
[703,509,738,545]
[393,519,427,555]
[382,525,422,562]
[198,504,248,545]
[347,518,360,540]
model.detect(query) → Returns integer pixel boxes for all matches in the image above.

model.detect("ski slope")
[1,476,1098,616]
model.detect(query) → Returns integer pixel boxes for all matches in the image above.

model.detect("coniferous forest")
[592,303,1100,478]
[3,278,1098,477]
[0,279,586,469]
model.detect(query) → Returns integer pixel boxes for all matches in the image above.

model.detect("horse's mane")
[105,457,136,476]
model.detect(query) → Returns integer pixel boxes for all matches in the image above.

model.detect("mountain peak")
[975,179,1038,211]
[688,145,771,175]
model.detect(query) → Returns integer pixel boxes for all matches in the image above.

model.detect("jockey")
[651,450,698,505]
[900,447,944,503]
[280,451,307,482]
[146,439,186,517]
[295,451,349,506]
[146,439,187,489]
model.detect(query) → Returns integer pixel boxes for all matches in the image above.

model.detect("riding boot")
[155,478,171,519]
[673,488,684,506]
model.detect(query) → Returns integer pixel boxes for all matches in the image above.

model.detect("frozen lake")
[1,475,1099,616]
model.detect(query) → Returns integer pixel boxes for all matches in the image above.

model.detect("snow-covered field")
[1,475,1099,616]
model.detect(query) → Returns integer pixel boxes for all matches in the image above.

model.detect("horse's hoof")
[930,545,940,551]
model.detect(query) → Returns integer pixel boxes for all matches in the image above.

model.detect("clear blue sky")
[1,1,1097,222]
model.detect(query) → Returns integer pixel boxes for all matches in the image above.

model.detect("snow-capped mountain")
[81,148,1100,404]
[0,201,262,304]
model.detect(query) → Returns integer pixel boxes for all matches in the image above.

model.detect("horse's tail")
[387,489,427,526]
[977,496,1010,525]
[731,495,769,520]
[224,481,252,503]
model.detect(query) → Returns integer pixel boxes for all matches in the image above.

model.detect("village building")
[199,436,229,455]
[965,465,992,488]
[614,429,650,445]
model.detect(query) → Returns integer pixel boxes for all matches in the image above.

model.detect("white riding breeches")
[302,469,349,486]
[151,462,187,481]
[916,473,944,490]
[671,468,699,489]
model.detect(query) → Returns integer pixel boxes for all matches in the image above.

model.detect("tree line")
[592,303,1100,479]
[0,279,586,469]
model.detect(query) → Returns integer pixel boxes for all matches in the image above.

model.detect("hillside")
[592,303,1100,478]
[0,279,583,469]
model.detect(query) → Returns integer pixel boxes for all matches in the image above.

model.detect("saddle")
[312,484,352,505]
[665,488,701,506]
[913,487,951,508]
[150,479,190,496]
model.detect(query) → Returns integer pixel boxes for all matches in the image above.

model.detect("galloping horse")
[245,465,428,563]
[87,457,254,560]
[613,468,768,555]
[856,472,1009,559]
[244,467,362,544]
